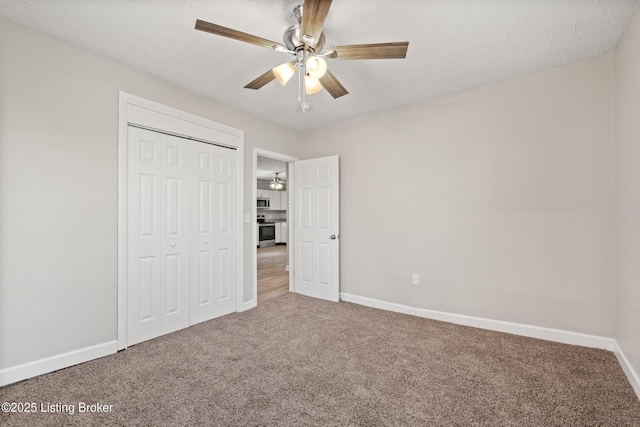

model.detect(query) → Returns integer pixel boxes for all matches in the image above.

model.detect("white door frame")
[117,92,245,350]
[253,148,299,304]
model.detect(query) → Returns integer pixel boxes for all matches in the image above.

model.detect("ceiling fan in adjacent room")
[195,0,409,112]
[270,172,285,190]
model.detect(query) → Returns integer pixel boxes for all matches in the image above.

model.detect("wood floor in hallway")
[257,245,289,304]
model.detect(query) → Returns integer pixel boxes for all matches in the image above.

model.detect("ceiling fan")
[195,0,409,112]
[270,172,285,190]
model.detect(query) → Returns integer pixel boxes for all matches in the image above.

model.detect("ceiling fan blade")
[332,42,409,60]
[320,70,348,99]
[195,19,279,49]
[301,0,333,48]
[244,69,276,90]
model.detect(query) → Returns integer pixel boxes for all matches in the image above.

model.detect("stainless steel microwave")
[257,197,270,209]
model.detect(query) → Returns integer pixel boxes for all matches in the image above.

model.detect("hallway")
[257,245,289,304]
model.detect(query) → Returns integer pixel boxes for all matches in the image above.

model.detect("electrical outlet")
[412,273,420,285]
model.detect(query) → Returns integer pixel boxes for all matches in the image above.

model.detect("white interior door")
[190,143,237,323]
[293,156,340,302]
[127,127,191,346]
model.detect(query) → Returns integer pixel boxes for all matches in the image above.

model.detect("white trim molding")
[614,342,640,400]
[0,341,117,387]
[240,300,258,312]
[339,293,616,351]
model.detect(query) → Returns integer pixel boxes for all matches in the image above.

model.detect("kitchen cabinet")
[275,223,282,243]
[268,190,281,210]
[275,222,288,244]
[257,189,269,198]
[280,190,288,210]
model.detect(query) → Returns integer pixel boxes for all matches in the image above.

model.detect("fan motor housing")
[283,24,325,52]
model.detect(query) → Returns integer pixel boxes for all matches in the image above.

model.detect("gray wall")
[302,54,615,337]
[0,17,301,369]
[615,7,640,386]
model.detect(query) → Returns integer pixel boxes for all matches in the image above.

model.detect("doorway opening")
[252,151,340,305]
[253,150,298,304]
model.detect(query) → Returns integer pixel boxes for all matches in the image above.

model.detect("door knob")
[204,240,209,245]
[330,235,337,240]
[170,243,176,247]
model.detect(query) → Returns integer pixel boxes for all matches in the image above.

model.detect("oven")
[257,214,275,248]
[259,224,276,248]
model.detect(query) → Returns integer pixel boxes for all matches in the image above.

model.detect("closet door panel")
[212,149,237,318]
[191,144,237,323]
[127,128,190,345]
[190,147,216,324]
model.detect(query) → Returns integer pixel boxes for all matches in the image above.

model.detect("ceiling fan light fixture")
[304,75,323,94]
[306,56,328,79]
[270,172,284,190]
[272,62,295,86]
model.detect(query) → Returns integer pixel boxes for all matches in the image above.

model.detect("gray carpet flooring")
[1,293,639,426]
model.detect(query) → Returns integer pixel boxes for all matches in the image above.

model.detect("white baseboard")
[339,293,616,351]
[613,341,640,400]
[0,341,117,387]
[240,299,257,312]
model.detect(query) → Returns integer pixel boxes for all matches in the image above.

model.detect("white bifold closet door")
[126,126,236,346]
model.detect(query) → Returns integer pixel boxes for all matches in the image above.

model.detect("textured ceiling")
[257,156,288,181]
[0,0,638,131]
